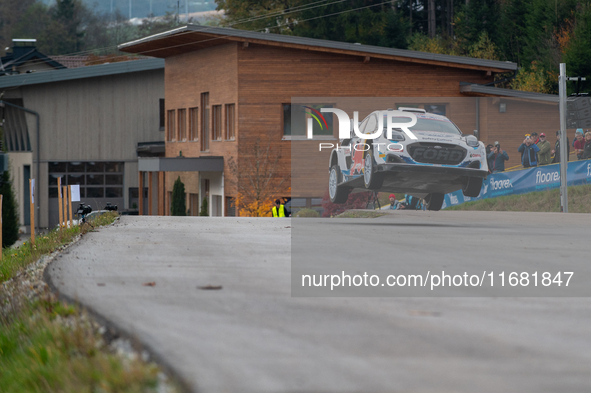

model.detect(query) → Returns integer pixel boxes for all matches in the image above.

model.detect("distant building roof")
[119,24,518,73]
[48,55,90,68]
[0,58,164,89]
[460,83,559,103]
[1,40,66,76]
[48,54,153,69]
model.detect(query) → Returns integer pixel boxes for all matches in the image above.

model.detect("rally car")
[328,108,489,210]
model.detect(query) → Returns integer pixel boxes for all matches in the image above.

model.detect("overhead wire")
[5,0,394,68]
[4,0,349,65]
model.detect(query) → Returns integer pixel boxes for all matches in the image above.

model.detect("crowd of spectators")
[487,128,591,173]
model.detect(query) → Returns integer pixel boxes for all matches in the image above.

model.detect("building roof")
[119,25,518,73]
[0,58,164,89]
[1,44,66,76]
[460,83,559,103]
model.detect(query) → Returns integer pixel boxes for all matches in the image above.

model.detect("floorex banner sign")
[442,160,591,209]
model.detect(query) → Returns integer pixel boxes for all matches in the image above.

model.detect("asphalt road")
[47,213,591,393]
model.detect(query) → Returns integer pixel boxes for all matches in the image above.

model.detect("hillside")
[445,184,591,213]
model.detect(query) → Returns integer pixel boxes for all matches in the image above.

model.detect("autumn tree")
[227,139,286,217]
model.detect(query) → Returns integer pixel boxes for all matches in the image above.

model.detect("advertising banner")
[443,160,591,209]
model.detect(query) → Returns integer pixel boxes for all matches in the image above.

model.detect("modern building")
[119,25,561,215]
[0,58,165,229]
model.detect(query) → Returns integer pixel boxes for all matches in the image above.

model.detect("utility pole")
[428,0,436,38]
[559,64,587,213]
[558,64,568,212]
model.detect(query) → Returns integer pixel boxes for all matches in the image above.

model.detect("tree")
[1,170,19,248]
[227,139,286,217]
[171,176,186,216]
[199,197,209,216]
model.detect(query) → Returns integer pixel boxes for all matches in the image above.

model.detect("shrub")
[199,197,208,216]
[294,208,320,217]
[170,177,186,216]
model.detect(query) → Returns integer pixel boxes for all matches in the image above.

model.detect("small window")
[201,93,209,151]
[189,107,198,141]
[178,108,187,141]
[212,105,222,141]
[225,104,235,140]
[159,99,165,131]
[167,109,175,141]
[284,103,333,137]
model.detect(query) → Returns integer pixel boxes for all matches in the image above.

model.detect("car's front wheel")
[462,177,483,198]
[329,165,351,204]
[363,151,384,189]
[425,193,444,211]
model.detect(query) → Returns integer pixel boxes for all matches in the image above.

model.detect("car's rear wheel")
[329,165,351,204]
[363,151,384,190]
[425,193,444,211]
[462,177,483,198]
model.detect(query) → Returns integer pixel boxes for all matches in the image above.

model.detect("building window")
[283,103,333,137]
[159,99,165,131]
[212,105,222,141]
[167,109,175,141]
[201,93,209,151]
[48,161,124,202]
[396,103,447,116]
[178,108,187,141]
[189,107,198,141]
[225,104,235,140]
[226,197,235,216]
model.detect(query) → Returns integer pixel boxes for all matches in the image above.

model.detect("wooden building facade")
[120,26,560,215]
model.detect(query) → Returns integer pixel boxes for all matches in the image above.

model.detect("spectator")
[272,199,287,217]
[583,131,591,160]
[397,194,422,210]
[552,130,570,163]
[518,135,540,168]
[574,130,586,159]
[536,133,552,165]
[486,144,494,173]
[387,194,398,210]
[487,141,509,173]
[573,128,584,147]
[531,132,539,144]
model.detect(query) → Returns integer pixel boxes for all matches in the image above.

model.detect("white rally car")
[328,108,489,210]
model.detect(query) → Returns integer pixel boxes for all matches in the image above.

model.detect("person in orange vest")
[272,199,286,217]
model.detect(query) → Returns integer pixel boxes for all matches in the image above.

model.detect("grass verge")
[335,210,388,218]
[0,213,178,393]
[445,184,591,212]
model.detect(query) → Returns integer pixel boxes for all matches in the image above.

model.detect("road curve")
[47,214,591,393]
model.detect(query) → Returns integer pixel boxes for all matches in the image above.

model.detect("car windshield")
[384,116,461,135]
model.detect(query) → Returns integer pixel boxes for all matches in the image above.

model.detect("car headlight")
[465,135,479,147]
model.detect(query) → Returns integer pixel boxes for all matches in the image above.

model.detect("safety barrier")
[442,159,591,209]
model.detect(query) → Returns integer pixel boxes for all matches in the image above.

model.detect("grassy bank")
[445,184,591,212]
[0,213,178,392]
